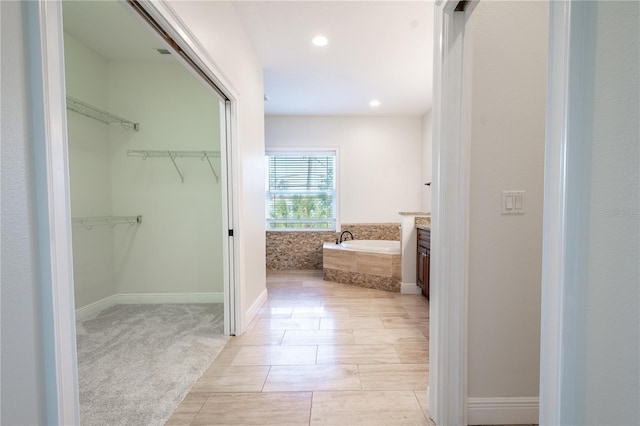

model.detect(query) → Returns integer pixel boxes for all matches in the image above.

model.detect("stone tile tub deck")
[322,241,401,292]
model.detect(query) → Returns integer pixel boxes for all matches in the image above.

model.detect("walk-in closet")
[63,2,229,425]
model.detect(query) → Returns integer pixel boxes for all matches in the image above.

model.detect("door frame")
[28,0,243,422]
[430,1,474,424]
[433,1,582,425]
[539,1,587,424]
[24,1,79,422]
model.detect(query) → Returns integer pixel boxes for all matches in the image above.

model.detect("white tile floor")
[166,270,432,425]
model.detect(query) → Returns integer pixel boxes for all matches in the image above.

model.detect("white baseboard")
[467,397,539,425]
[115,292,224,305]
[401,282,423,294]
[75,292,224,321]
[75,295,119,321]
[244,288,268,332]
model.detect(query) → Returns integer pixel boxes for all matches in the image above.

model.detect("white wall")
[265,116,423,224]
[64,33,117,308]
[578,2,639,424]
[0,1,47,423]
[0,0,266,421]
[109,61,223,296]
[163,1,266,331]
[420,109,432,213]
[65,33,223,306]
[465,0,547,420]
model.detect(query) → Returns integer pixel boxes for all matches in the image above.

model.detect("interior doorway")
[60,0,238,424]
[63,0,229,316]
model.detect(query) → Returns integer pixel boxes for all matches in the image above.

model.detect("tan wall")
[465,0,547,405]
[266,223,400,270]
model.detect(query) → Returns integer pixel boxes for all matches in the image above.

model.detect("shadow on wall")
[266,223,400,270]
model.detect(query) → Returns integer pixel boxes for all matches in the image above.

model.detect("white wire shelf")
[72,215,142,230]
[127,150,220,183]
[66,96,139,131]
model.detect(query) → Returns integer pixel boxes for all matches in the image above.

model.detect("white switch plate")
[502,190,525,215]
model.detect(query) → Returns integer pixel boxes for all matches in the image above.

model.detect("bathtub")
[340,240,401,254]
[323,240,401,292]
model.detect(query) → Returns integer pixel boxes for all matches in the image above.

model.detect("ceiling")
[62,0,434,117]
[62,0,172,62]
[233,1,434,116]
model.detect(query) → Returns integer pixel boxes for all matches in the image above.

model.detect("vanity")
[416,226,430,298]
[398,212,431,296]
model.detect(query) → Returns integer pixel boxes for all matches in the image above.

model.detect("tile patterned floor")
[166,270,432,425]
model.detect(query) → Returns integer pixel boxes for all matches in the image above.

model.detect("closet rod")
[66,96,140,131]
[72,215,142,230]
[127,150,220,158]
[127,150,220,183]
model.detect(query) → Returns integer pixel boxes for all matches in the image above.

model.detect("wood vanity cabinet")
[416,227,430,298]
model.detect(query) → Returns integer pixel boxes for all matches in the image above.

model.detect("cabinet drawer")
[417,228,430,249]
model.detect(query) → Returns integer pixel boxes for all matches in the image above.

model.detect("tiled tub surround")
[415,216,431,228]
[266,223,401,270]
[323,243,402,292]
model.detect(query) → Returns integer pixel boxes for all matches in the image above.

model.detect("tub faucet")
[338,231,354,244]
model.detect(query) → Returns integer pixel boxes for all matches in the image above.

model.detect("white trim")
[27,1,80,423]
[468,397,539,425]
[244,288,268,328]
[116,292,225,305]
[75,293,225,321]
[430,1,471,425]
[540,1,586,424]
[401,282,423,295]
[74,295,120,321]
[221,99,236,336]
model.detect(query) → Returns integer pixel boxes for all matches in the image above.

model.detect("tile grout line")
[260,365,272,392]
[188,391,211,426]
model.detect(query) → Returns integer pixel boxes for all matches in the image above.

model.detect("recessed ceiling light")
[312,36,328,47]
[369,100,381,107]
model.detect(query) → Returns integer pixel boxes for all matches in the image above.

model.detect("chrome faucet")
[337,230,354,244]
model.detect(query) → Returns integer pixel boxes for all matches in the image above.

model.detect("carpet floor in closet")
[76,303,228,426]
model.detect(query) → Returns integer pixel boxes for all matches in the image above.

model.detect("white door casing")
[540,1,640,424]
[430,1,474,424]
[30,0,243,422]
[24,1,80,423]
[539,1,576,423]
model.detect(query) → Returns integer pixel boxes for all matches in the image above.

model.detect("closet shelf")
[72,215,142,230]
[66,96,140,131]
[127,150,220,183]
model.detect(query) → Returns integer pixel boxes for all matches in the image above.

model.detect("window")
[265,150,337,231]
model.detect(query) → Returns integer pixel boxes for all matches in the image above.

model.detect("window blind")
[265,152,336,230]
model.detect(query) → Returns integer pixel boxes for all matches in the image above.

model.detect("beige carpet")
[76,303,228,426]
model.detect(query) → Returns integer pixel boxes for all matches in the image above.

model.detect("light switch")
[502,190,525,215]
[515,195,523,210]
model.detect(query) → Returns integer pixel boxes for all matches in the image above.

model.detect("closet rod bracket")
[167,151,185,183]
[203,152,219,183]
[127,149,221,183]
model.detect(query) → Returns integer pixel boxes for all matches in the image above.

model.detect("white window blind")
[265,151,336,230]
